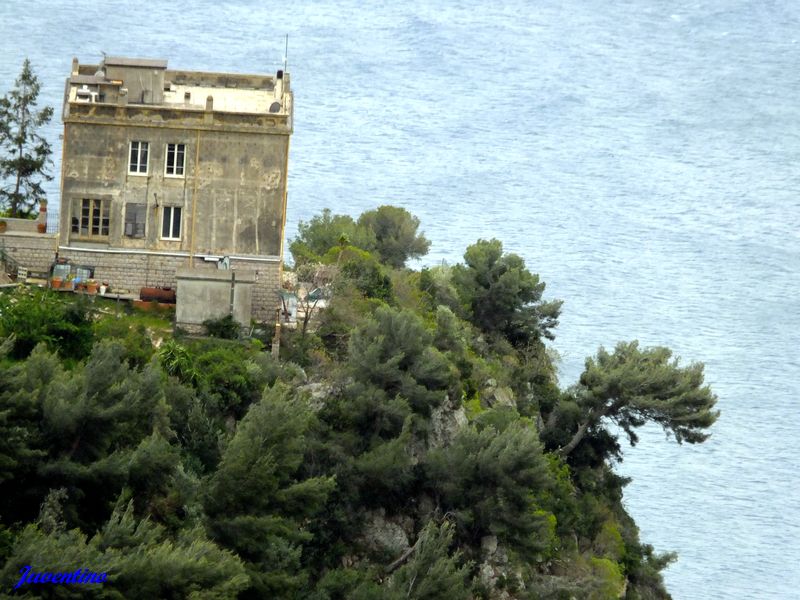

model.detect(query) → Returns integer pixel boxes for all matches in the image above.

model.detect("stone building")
[55,56,293,321]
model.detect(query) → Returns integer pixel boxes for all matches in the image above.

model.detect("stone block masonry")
[0,233,281,323]
[57,247,281,322]
[0,232,58,273]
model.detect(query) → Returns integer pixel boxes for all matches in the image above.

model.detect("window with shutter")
[124,203,147,238]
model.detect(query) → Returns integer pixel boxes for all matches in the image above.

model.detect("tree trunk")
[12,101,26,218]
[556,398,623,457]
[556,419,591,457]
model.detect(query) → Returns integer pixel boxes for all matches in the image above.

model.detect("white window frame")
[161,206,182,241]
[128,141,149,175]
[164,143,186,178]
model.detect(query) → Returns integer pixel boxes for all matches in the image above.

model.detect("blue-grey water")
[2,1,799,597]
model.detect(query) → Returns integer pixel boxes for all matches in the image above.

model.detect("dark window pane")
[101,201,109,235]
[162,208,171,238]
[172,207,181,238]
[141,143,148,171]
[176,145,184,175]
[81,199,90,232]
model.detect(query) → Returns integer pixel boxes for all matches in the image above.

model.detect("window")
[161,206,182,240]
[165,143,186,177]
[129,141,149,174]
[71,199,109,237]
[124,203,147,238]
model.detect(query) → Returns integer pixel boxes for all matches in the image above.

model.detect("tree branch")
[556,418,591,457]
[556,398,625,457]
[385,537,420,575]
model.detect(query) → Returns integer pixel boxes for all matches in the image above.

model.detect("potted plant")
[37,222,46,233]
[64,273,75,290]
[86,279,99,294]
[51,276,62,289]
[99,282,108,295]
[0,221,7,233]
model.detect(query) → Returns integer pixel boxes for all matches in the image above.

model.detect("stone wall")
[0,232,58,273]
[0,230,281,323]
[57,247,280,322]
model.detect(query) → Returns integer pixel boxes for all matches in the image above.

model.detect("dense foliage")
[0,207,718,598]
[290,205,430,268]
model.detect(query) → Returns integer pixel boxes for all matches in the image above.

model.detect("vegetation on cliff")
[0,207,718,598]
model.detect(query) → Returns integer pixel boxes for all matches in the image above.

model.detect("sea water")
[2,1,798,597]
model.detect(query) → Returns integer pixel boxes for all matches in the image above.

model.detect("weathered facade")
[56,56,293,320]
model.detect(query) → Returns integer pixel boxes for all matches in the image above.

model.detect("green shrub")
[203,314,241,339]
[0,288,93,359]
[93,317,154,369]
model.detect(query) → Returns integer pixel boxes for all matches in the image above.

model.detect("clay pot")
[37,222,47,233]
[51,277,62,289]
[87,282,99,295]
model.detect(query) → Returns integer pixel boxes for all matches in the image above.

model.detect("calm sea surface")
[2,1,799,597]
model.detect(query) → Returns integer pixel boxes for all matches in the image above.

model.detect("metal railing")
[46,210,60,234]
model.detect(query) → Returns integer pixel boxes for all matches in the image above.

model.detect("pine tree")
[204,384,335,598]
[347,306,454,416]
[0,498,248,599]
[387,521,472,599]
[424,420,554,556]
[357,205,431,268]
[549,341,719,458]
[0,59,53,218]
[451,239,562,346]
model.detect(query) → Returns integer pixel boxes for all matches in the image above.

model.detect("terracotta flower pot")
[37,222,47,233]
[0,222,7,233]
[87,283,99,295]
[51,277,62,289]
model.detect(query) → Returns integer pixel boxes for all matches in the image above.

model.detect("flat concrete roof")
[70,74,120,85]
[67,56,290,116]
[104,56,167,69]
[163,84,280,113]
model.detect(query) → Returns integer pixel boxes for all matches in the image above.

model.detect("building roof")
[69,74,118,85]
[104,57,168,69]
[66,56,291,118]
